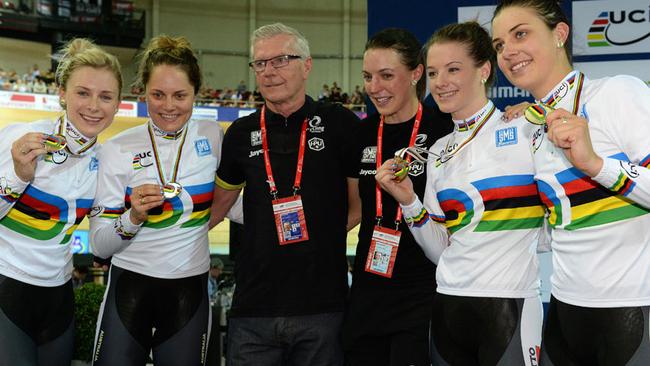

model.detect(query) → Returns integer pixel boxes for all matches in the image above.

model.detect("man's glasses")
[248,55,302,72]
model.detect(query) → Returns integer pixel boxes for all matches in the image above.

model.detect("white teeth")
[511,61,531,72]
[161,114,178,120]
[438,91,456,98]
[374,97,390,104]
[81,115,102,122]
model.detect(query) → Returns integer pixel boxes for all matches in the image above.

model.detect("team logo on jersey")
[414,133,428,146]
[620,160,640,178]
[44,150,68,164]
[89,157,99,171]
[249,149,263,158]
[528,346,540,366]
[408,160,424,177]
[132,151,153,170]
[308,116,324,133]
[361,146,377,163]
[308,137,324,151]
[194,138,212,157]
[250,130,262,146]
[89,205,104,217]
[495,127,518,147]
[531,127,544,153]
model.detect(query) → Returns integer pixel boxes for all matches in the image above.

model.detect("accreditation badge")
[365,226,401,278]
[272,195,309,245]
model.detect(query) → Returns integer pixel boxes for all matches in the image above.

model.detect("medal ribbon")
[147,121,188,186]
[260,105,309,198]
[376,103,423,228]
[541,71,585,115]
[436,103,495,167]
[58,116,97,155]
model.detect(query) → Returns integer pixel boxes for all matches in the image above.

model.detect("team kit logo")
[132,151,153,170]
[586,6,650,48]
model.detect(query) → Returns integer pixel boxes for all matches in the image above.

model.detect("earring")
[557,40,564,48]
[60,99,66,108]
[411,79,417,86]
[480,78,487,85]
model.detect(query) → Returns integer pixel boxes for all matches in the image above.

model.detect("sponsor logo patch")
[308,137,324,151]
[132,151,153,170]
[250,130,262,146]
[361,146,377,163]
[194,138,212,156]
[495,127,518,147]
[89,157,99,171]
[308,116,324,133]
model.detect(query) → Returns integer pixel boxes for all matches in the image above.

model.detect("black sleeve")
[216,119,246,189]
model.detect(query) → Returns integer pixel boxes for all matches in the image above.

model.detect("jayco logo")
[588,7,650,47]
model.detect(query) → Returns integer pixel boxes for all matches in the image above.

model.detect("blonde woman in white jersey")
[0,38,121,366]
[492,0,650,364]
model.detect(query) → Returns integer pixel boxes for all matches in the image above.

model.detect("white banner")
[573,0,650,56]
[0,91,138,117]
[457,5,496,31]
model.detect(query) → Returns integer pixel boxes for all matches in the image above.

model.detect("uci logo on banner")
[573,0,650,56]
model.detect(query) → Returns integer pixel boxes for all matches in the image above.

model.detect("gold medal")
[162,182,182,198]
[44,134,67,151]
[524,103,554,126]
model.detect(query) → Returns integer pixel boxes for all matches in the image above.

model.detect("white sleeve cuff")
[400,195,425,219]
[119,210,143,233]
[0,169,30,196]
[592,157,623,189]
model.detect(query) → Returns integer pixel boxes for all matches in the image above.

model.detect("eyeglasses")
[248,55,302,72]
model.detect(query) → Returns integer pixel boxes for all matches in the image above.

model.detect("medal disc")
[44,134,67,151]
[524,103,553,126]
[393,157,410,182]
[162,182,182,198]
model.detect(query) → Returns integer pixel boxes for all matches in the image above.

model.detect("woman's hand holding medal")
[129,183,165,225]
[376,159,417,206]
[545,108,603,177]
[11,133,50,182]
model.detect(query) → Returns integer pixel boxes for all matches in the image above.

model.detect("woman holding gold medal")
[492,0,650,364]
[376,22,545,365]
[343,28,453,365]
[89,35,237,365]
[0,38,122,365]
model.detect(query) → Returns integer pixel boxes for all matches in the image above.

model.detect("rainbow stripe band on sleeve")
[609,171,635,197]
[405,207,433,228]
[640,154,650,168]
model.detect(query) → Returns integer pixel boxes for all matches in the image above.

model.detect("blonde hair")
[135,35,202,94]
[54,38,123,105]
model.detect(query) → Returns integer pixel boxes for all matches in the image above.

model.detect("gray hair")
[250,22,311,58]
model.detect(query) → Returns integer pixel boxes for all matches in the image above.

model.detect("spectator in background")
[207,256,224,300]
[318,83,330,101]
[72,266,89,288]
[32,78,48,94]
[236,80,247,95]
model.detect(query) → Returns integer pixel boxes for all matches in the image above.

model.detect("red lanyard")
[375,103,423,228]
[260,105,308,199]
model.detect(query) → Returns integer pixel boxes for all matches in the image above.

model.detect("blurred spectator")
[208,257,224,299]
[236,80,247,95]
[72,266,89,288]
[32,78,47,94]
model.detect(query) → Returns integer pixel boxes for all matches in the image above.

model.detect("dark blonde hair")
[54,38,123,107]
[424,22,496,90]
[493,0,571,63]
[136,35,202,94]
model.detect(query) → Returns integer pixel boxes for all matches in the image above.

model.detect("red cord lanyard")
[260,105,308,199]
[375,103,423,228]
